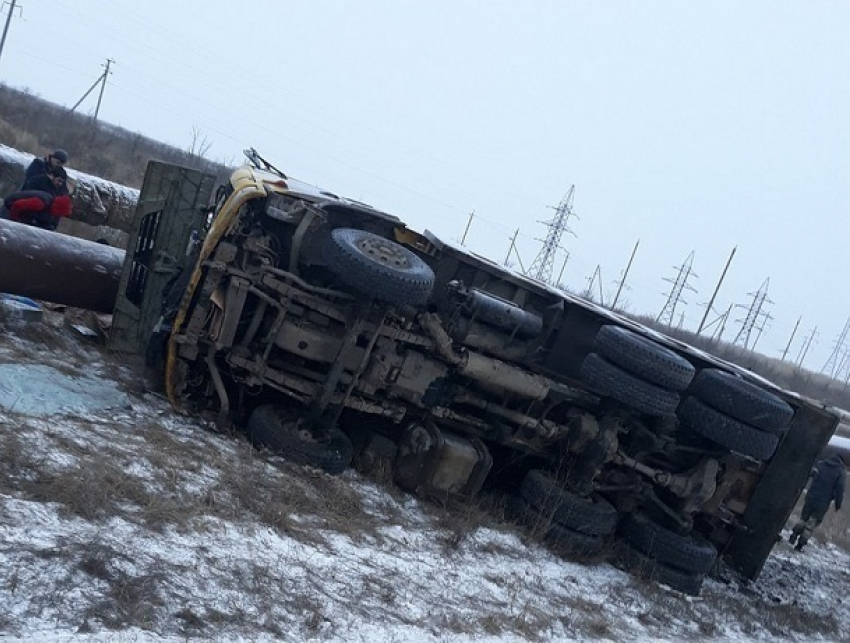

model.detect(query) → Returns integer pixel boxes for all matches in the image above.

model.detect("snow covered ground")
[0,309,848,643]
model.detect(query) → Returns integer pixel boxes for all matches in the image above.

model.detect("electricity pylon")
[822,316,850,378]
[733,278,772,349]
[528,186,577,285]
[657,251,698,326]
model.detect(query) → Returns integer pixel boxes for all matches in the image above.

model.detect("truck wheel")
[511,497,605,558]
[247,405,353,474]
[579,353,680,417]
[520,470,618,536]
[613,541,704,595]
[689,368,793,433]
[678,397,779,461]
[620,512,717,574]
[594,325,695,391]
[323,227,435,306]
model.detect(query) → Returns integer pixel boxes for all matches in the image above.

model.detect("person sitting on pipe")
[2,167,73,231]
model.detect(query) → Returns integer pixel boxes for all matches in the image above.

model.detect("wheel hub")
[356,236,411,269]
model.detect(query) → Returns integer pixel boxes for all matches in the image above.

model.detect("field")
[0,306,848,642]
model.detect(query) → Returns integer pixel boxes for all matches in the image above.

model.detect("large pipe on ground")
[0,219,124,313]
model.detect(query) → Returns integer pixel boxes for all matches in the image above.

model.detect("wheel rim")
[356,236,412,270]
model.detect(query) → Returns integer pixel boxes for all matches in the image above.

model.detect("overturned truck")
[110,155,838,595]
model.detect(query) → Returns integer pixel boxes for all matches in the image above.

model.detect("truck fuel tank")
[394,422,493,503]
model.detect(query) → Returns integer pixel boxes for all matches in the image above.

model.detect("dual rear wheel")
[580,325,794,460]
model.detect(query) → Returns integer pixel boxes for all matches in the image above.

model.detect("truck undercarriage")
[110,157,839,595]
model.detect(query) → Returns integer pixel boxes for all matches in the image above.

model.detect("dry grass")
[75,541,166,631]
[0,408,381,550]
[2,316,848,640]
[0,115,39,152]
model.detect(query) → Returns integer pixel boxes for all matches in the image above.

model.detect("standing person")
[21,148,69,192]
[789,452,846,550]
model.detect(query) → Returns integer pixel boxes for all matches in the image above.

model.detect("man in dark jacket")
[22,148,69,193]
[3,167,72,230]
[789,453,846,550]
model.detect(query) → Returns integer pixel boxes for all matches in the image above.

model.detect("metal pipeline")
[0,219,125,313]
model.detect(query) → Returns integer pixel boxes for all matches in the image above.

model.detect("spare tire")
[323,228,435,306]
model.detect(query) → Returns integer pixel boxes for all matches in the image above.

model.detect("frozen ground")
[0,309,848,643]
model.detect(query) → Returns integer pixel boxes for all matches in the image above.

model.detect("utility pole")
[584,265,603,304]
[0,0,21,71]
[781,315,801,362]
[697,246,737,335]
[460,210,474,246]
[71,58,114,121]
[503,228,528,274]
[93,57,113,122]
[556,250,571,286]
[510,244,526,274]
[611,239,639,310]
[796,326,817,369]
[700,303,729,340]
[713,304,733,342]
[503,229,519,266]
[751,310,773,352]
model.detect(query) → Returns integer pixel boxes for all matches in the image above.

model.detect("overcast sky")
[1,0,848,372]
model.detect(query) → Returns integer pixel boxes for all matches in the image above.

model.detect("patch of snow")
[1,314,848,643]
[0,363,130,416]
